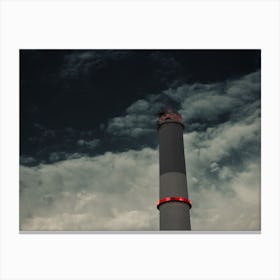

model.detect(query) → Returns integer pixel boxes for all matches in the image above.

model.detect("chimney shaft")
[157,109,191,230]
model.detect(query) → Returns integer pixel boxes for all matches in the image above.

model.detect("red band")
[157,197,192,210]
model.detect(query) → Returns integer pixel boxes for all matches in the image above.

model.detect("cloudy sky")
[20,50,261,231]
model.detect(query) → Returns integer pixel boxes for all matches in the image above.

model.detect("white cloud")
[20,148,159,231]
[184,116,260,166]
[184,126,260,230]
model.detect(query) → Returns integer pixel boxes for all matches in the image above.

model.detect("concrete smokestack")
[157,109,192,230]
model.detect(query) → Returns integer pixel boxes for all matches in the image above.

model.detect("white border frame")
[1,1,279,279]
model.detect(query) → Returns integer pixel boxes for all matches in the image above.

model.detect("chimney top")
[158,108,183,124]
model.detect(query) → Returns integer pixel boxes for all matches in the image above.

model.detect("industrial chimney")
[157,109,192,230]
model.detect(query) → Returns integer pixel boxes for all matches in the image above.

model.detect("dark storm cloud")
[20,50,260,166]
[20,123,100,165]
[21,50,185,164]
[60,50,185,89]
[60,50,133,79]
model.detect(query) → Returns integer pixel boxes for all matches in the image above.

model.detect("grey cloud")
[20,156,37,166]
[77,139,100,149]
[60,51,102,79]
[106,96,179,137]
[49,152,64,162]
[178,71,260,129]
[106,71,260,137]
[181,94,240,121]
[60,50,131,79]
[21,126,101,166]
[107,113,156,137]
[126,99,150,114]
[48,151,84,163]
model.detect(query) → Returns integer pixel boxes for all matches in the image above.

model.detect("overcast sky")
[20,50,261,231]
